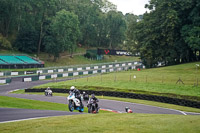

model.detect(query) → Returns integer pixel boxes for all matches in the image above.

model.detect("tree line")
[1,0,199,66]
[127,0,200,67]
[0,0,136,61]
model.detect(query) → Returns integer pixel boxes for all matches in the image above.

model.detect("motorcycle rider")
[45,87,52,96]
[69,86,82,104]
[88,94,99,109]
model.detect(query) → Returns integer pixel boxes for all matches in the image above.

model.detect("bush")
[0,34,12,49]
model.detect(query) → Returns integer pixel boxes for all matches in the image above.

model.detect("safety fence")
[25,88,200,109]
[23,62,143,82]
[0,78,11,84]
[0,61,144,77]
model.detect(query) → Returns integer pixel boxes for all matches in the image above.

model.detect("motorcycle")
[67,92,84,112]
[44,89,53,96]
[87,99,99,113]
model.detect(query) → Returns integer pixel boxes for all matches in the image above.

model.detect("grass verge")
[0,96,107,114]
[0,113,200,133]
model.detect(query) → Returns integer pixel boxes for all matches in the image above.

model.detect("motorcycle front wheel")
[68,101,74,112]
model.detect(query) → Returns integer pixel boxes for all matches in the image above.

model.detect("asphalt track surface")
[0,77,200,123]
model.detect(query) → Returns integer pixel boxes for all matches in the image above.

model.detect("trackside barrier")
[25,89,200,109]
[23,65,142,82]
[0,61,144,77]
[0,78,11,84]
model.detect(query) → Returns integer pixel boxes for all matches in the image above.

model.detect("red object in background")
[104,49,110,55]
[137,68,141,71]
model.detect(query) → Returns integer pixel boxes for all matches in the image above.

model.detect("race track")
[0,77,199,123]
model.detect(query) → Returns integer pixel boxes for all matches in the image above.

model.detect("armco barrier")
[0,61,144,77]
[23,64,142,82]
[0,78,11,84]
[25,88,200,109]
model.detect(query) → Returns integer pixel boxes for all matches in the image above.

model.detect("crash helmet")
[91,94,95,98]
[47,87,50,90]
[70,86,75,91]
[83,91,85,94]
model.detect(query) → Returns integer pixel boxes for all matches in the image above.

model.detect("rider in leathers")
[88,94,99,109]
[69,86,82,105]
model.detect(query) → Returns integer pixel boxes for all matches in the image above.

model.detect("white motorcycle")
[67,92,84,112]
[45,90,53,96]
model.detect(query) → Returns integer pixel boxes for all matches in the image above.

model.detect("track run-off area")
[0,77,200,123]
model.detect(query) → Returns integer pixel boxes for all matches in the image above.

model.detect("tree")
[127,0,200,67]
[106,11,126,49]
[14,26,38,53]
[45,9,80,61]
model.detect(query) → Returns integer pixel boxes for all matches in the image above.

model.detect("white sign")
[109,65,113,68]
[128,63,132,66]
[102,65,106,68]
[24,78,32,82]
[122,64,125,66]
[110,69,114,72]
[115,64,119,67]
[48,70,53,73]
[0,72,4,76]
[68,68,73,72]
[101,69,106,73]
[51,74,57,78]
[93,70,97,74]
[134,62,138,65]
[39,76,45,80]
[77,68,82,71]
[11,72,18,76]
[86,67,90,70]
[94,66,98,69]
[58,69,64,72]
[116,51,132,56]
[73,72,78,76]
[0,80,6,83]
[63,73,68,77]
[83,71,88,75]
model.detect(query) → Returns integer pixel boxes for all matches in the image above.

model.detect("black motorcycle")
[87,99,99,113]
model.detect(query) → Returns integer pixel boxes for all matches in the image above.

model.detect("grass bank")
[0,113,200,133]
[32,62,200,101]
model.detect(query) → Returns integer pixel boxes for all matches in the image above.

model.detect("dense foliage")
[0,0,128,61]
[1,0,199,65]
[127,0,200,67]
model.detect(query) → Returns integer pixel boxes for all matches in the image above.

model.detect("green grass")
[32,62,200,101]
[0,95,69,111]
[0,113,200,133]
[12,90,200,113]
[0,96,108,114]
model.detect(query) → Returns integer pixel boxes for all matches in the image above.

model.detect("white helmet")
[70,86,75,90]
